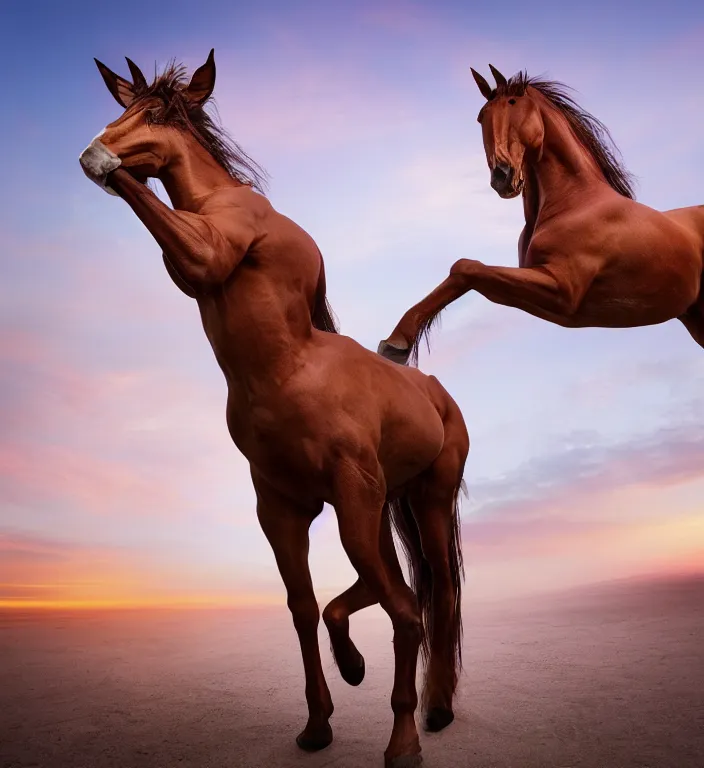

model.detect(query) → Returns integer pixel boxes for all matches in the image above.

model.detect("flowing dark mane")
[132,61,269,194]
[492,72,636,200]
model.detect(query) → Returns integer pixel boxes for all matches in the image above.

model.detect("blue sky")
[1,0,703,607]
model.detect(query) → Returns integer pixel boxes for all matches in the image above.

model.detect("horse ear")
[94,58,136,109]
[125,57,148,91]
[488,64,508,89]
[182,49,216,106]
[470,67,493,100]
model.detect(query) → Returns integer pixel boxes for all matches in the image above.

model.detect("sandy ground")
[1,575,702,768]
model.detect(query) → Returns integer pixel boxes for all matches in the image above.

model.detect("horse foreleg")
[379,258,593,365]
[103,167,253,288]
[254,478,333,752]
[680,287,704,348]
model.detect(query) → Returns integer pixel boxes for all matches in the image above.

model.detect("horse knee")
[391,606,423,644]
[288,593,320,633]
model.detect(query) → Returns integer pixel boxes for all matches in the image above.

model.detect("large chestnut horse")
[378,65,704,365]
[79,51,469,768]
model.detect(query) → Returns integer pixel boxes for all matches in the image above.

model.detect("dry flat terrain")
[1,575,702,768]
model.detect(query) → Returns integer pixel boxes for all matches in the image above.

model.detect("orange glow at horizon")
[3,504,702,610]
[0,594,285,611]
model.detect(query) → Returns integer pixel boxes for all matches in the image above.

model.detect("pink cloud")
[460,419,704,586]
[0,440,186,518]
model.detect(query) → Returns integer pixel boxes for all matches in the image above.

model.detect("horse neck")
[527,101,606,222]
[157,136,317,393]
[158,139,240,212]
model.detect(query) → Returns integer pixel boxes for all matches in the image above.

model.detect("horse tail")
[388,479,467,697]
[312,257,339,334]
[387,495,433,663]
[446,479,466,685]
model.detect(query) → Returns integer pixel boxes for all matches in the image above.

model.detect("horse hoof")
[425,707,454,732]
[385,753,423,768]
[296,723,333,752]
[340,652,365,686]
[377,339,411,365]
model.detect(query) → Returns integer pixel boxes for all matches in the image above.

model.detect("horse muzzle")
[490,162,523,199]
[79,134,122,196]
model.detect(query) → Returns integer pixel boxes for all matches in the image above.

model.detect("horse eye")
[508,98,516,105]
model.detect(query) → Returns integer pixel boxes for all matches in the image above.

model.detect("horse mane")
[132,60,269,194]
[492,71,635,200]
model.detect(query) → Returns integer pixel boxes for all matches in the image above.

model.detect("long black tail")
[387,481,466,687]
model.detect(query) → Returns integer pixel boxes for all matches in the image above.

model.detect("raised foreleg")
[680,276,704,348]
[379,257,596,365]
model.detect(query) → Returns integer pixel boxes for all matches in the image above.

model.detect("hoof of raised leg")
[340,652,366,687]
[425,707,455,732]
[377,339,411,365]
[296,722,333,752]
[385,753,423,768]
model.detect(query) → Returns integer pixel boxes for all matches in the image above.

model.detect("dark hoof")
[340,651,365,687]
[377,339,411,365]
[425,707,454,732]
[296,723,333,752]
[385,754,423,768]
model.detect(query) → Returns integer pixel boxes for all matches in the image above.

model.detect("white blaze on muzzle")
[78,131,122,196]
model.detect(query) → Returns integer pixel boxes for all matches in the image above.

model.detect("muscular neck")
[159,139,241,212]
[526,99,607,223]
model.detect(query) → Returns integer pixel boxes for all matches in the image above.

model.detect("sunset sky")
[1,0,703,608]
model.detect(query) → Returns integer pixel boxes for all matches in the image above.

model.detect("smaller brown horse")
[378,65,704,365]
[79,51,470,768]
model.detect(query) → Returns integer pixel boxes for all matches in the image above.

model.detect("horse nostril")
[491,163,512,189]
[492,163,510,182]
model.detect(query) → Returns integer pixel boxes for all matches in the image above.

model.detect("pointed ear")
[470,67,493,100]
[182,49,216,106]
[125,57,148,91]
[488,64,507,88]
[94,58,136,109]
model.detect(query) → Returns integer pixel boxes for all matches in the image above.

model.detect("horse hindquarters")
[391,384,469,731]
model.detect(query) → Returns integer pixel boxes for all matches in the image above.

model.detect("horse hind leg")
[332,457,424,767]
[323,506,409,686]
[405,398,469,733]
[323,577,374,686]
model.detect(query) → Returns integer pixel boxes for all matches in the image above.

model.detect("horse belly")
[576,261,700,327]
